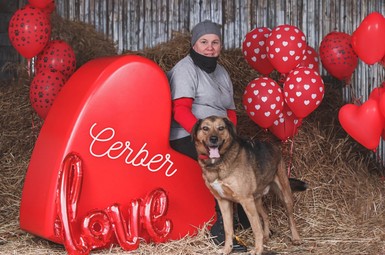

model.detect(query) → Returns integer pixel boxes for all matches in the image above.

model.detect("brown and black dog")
[192,116,305,255]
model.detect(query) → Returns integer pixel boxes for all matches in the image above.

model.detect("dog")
[192,116,305,255]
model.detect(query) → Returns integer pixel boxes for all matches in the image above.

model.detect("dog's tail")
[289,178,308,192]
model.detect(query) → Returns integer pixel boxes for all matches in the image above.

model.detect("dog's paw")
[248,248,263,255]
[218,246,232,255]
[291,238,302,245]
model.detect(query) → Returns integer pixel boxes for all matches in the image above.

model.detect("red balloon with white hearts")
[268,104,302,141]
[299,45,320,71]
[266,25,307,74]
[243,77,284,128]
[242,27,274,75]
[283,67,325,119]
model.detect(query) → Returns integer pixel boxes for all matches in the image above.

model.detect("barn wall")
[3,1,385,161]
[53,0,385,100]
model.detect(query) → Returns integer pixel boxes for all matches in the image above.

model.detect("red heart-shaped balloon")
[20,55,215,252]
[338,98,383,150]
[352,12,385,65]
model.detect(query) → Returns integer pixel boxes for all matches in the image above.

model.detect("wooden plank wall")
[54,0,385,157]
[4,0,385,162]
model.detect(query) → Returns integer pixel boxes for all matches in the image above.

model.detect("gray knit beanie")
[191,20,222,46]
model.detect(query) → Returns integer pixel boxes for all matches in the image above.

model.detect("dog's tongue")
[209,147,220,159]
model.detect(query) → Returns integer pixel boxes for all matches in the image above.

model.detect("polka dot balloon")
[29,69,67,119]
[266,25,307,74]
[8,5,51,59]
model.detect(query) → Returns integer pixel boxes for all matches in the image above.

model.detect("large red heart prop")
[352,12,385,65]
[20,55,215,252]
[338,98,383,150]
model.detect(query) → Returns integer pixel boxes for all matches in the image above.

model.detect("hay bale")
[50,13,118,68]
[1,18,385,255]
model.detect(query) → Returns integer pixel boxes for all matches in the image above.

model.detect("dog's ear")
[191,119,202,141]
[223,117,237,137]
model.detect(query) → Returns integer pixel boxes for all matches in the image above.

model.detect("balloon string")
[27,59,31,78]
[287,135,295,177]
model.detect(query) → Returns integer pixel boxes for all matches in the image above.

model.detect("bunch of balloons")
[318,12,385,150]
[319,12,385,86]
[8,0,77,120]
[242,24,324,141]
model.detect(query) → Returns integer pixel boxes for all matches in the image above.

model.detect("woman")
[168,20,248,252]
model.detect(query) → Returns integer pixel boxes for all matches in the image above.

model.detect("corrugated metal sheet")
[54,0,385,161]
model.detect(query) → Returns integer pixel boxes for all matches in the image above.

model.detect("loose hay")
[1,16,385,255]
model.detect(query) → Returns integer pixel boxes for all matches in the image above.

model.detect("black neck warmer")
[189,48,218,73]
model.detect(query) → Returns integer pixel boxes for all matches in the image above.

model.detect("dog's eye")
[202,126,209,131]
[218,126,225,131]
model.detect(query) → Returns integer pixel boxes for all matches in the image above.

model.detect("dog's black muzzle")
[209,135,219,146]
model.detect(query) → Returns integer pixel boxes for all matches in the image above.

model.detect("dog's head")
[191,116,236,161]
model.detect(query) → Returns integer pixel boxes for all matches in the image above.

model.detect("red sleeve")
[227,109,237,126]
[172,98,198,133]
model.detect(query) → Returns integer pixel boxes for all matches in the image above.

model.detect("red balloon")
[339,98,383,150]
[299,45,320,71]
[35,40,77,79]
[268,104,302,141]
[28,0,53,9]
[379,88,385,119]
[266,25,307,74]
[283,67,325,118]
[29,69,67,119]
[242,27,274,75]
[41,1,56,15]
[380,55,385,68]
[369,84,385,102]
[352,12,385,65]
[8,5,51,59]
[243,77,284,128]
[371,86,385,139]
[319,32,358,84]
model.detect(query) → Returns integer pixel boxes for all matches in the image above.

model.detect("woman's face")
[192,34,222,57]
